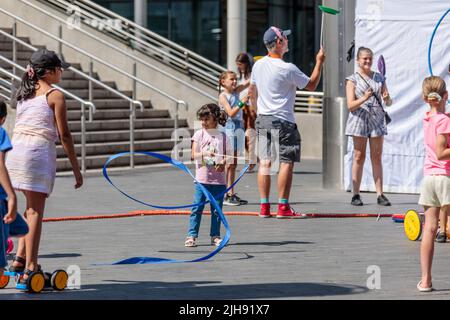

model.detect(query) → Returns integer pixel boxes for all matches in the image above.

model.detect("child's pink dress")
[6,89,58,196]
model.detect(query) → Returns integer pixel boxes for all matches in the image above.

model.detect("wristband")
[238,100,245,108]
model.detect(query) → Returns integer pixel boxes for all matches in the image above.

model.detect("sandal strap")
[13,255,26,264]
[23,268,34,276]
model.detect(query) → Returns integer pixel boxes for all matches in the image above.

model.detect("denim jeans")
[0,200,29,268]
[187,183,226,238]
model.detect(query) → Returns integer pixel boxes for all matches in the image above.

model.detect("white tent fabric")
[344,1,450,194]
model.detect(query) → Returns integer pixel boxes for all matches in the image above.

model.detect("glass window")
[92,0,133,20]
[92,0,318,73]
[148,1,170,38]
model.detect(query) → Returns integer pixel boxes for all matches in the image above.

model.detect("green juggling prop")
[319,5,341,47]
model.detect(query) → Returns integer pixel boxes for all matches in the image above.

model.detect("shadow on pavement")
[230,241,313,246]
[2,281,369,300]
[38,253,82,259]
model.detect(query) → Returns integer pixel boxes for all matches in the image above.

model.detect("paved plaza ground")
[1,159,448,300]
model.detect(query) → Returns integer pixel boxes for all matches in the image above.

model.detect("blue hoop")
[100,151,249,265]
[427,8,450,104]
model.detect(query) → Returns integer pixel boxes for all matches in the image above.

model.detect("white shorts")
[418,175,450,208]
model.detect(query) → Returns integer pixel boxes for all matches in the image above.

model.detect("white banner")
[344,1,450,194]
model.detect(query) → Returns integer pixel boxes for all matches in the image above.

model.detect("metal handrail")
[62,0,224,72]
[19,0,217,101]
[0,10,146,111]
[37,0,226,87]
[31,0,325,113]
[0,57,96,114]
[0,60,96,173]
[0,14,151,168]
[294,91,324,114]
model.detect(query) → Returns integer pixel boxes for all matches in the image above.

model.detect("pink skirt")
[6,133,56,196]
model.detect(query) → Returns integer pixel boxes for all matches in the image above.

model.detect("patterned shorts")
[345,107,387,137]
[255,115,301,163]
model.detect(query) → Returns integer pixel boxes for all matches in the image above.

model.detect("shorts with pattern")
[345,106,387,137]
[255,115,301,163]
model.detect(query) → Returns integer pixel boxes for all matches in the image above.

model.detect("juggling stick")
[318,5,341,47]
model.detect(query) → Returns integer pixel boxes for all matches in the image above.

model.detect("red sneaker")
[259,203,272,218]
[276,204,307,219]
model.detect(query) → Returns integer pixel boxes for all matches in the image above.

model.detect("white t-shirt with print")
[251,56,310,123]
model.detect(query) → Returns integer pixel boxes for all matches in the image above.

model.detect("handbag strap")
[356,72,383,106]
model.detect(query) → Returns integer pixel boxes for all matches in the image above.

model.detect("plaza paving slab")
[1,159,447,300]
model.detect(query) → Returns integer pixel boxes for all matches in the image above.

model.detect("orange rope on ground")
[42,211,395,223]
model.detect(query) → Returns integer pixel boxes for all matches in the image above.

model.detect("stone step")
[0,36,30,44]
[59,79,116,89]
[56,149,185,171]
[0,68,98,80]
[0,57,82,71]
[67,108,170,120]
[0,42,44,52]
[66,99,151,110]
[67,118,188,132]
[0,28,12,34]
[55,138,178,157]
[0,50,35,60]
[70,127,193,144]
[61,70,99,80]
[0,59,28,69]
[64,89,132,100]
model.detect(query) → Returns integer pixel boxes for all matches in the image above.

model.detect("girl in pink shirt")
[185,104,230,248]
[417,76,449,292]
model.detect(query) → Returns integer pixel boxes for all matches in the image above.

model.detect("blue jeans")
[188,183,226,238]
[0,200,29,268]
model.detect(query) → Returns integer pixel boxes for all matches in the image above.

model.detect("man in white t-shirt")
[250,26,325,219]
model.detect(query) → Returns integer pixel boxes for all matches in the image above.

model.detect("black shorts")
[255,115,301,163]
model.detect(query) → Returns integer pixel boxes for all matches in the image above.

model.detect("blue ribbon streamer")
[101,151,248,264]
[427,8,450,104]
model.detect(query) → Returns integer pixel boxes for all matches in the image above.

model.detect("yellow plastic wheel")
[51,270,68,291]
[27,272,45,293]
[0,275,9,289]
[404,209,423,241]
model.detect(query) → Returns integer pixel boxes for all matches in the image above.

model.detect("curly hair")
[197,103,228,127]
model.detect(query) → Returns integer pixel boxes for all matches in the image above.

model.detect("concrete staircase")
[0,28,190,171]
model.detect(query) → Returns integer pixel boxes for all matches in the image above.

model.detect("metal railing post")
[80,102,86,173]
[132,62,137,100]
[129,101,135,168]
[174,101,179,134]
[12,21,17,76]
[58,24,63,57]
[183,51,189,71]
[88,59,93,101]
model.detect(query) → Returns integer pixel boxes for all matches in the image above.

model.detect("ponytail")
[218,109,228,126]
[15,64,53,101]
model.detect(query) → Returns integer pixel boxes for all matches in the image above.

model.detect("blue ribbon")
[427,8,450,104]
[101,151,249,264]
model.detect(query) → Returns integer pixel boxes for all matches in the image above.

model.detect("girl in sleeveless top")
[6,49,83,283]
[345,47,393,207]
[218,71,249,206]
